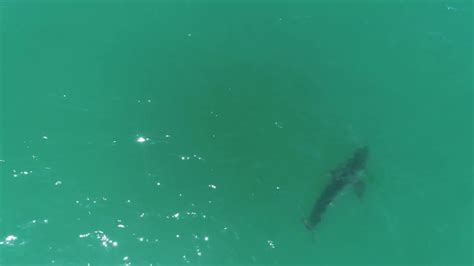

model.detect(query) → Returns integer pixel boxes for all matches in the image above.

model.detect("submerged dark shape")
[304,146,368,230]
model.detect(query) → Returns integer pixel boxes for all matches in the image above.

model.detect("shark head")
[351,146,368,172]
[348,146,369,197]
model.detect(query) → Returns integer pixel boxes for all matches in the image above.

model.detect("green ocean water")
[0,1,472,265]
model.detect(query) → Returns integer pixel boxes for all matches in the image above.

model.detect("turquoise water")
[1,1,472,265]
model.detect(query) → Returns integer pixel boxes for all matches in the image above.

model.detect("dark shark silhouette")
[304,146,369,230]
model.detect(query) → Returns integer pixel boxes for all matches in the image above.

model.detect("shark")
[304,146,369,230]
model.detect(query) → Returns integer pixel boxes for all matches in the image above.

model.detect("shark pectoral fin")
[363,170,376,183]
[353,180,365,199]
